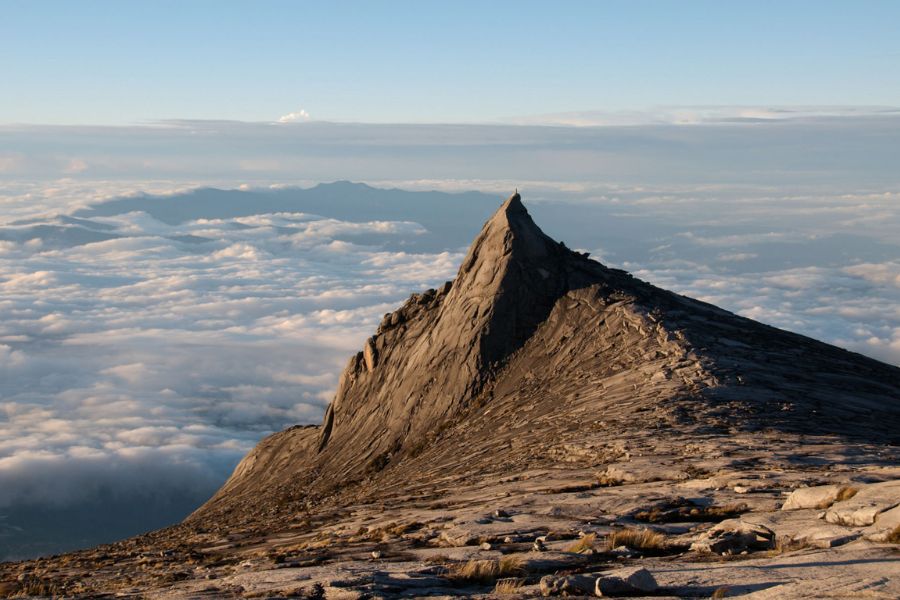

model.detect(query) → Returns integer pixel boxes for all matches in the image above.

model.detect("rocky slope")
[1,193,899,599]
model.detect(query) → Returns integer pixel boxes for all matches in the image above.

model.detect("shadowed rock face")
[194,193,900,523]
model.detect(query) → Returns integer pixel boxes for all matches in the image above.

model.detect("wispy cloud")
[277,108,311,123]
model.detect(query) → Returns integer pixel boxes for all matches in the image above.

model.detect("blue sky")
[2,0,899,124]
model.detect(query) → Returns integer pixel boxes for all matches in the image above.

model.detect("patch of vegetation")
[545,482,602,494]
[350,520,424,542]
[565,533,596,553]
[814,486,859,509]
[764,536,813,556]
[596,474,624,487]
[9,578,65,598]
[885,524,900,544]
[607,527,667,551]
[836,486,858,502]
[444,555,525,584]
[493,577,525,594]
[711,586,731,598]
[634,501,749,523]
[684,464,712,478]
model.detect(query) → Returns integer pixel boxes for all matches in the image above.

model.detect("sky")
[1,0,899,561]
[2,1,900,124]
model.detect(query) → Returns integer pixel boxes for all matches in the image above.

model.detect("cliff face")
[195,193,900,523]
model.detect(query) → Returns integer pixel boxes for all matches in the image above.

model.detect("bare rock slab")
[792,525,861,548]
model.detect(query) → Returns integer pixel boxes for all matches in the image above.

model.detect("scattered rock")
[608,545,637,559]
[782,484,842,510]
[439,528,478,547]
[595,566,658,596]
[479,542,492,551]
[825,481,900,527]
[864,504,900,540]
[690,519,775,554]
[540,573,595,596]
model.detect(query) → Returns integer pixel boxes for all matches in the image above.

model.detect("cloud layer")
[0,186,479,558]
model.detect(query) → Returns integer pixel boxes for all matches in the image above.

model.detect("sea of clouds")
[0,113,898,558]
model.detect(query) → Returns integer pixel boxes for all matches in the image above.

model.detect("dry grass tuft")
[711,586,731,598]
[445,559,499,584]
[607,527,667,551]
[565,533,596,553]
[815,486,859,509]
[765,536,812,556]
[597,474,624,487]
[836,486,858,502]
[498,555,526,577]
[635,502,748,523]
[885,524,900,544]
[493,578,525,594]
[445,555,525,584]
[424,553,451,565]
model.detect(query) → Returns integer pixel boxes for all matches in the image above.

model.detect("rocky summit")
[2,194,899,599]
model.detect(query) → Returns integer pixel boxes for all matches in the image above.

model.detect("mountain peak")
[458,191,561,281]
[195,191,900,522]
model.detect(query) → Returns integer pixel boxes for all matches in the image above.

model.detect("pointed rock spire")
[303,191,581,475]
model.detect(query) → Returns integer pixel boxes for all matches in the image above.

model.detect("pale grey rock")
[781,484,842,510]
[863,504,900,540]
[825,481,900,527]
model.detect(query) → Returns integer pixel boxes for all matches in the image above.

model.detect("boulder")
[863,504,900,541]
[595,567,658,596]
[539,574,595,596]
[825,481,900,527]
[438,527,478,547]
[363,337,378,372]
[781,484,842,510]
[690,519,775,554]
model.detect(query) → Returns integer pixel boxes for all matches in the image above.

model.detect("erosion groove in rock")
[2,193,899,599]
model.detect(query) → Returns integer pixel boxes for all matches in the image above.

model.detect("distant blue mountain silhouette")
[74,181,501,252]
